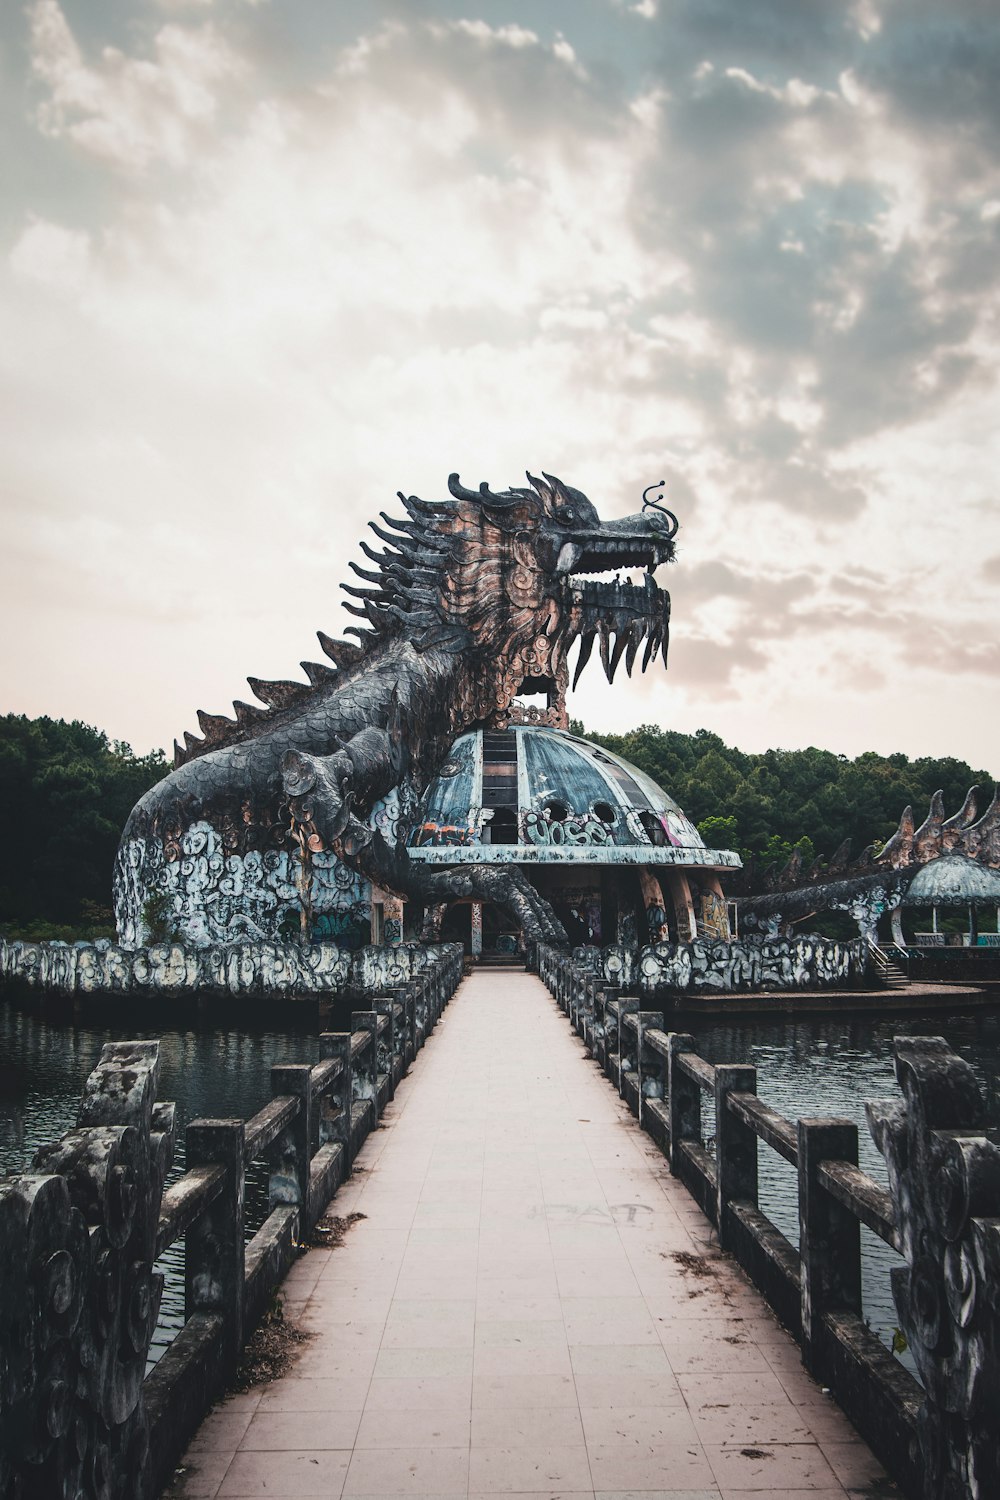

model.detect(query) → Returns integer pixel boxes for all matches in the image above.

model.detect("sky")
[2,0,999,774]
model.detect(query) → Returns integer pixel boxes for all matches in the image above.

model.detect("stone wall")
[0,937,458,999]
[566,935,867,994]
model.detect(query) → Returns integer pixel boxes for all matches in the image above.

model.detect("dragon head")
[346,471,677,722]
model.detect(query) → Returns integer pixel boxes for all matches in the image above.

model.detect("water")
[3,992,998,1377]
[0,996,335,1366]
[691,1008,1000,1375]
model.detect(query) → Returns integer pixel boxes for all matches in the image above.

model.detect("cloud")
[1,1,999,771]
[28,0,244,171]
[9,217,90,289]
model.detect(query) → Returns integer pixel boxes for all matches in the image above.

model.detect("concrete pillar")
[471,902,483,956]
[798,1118,861,1379]
[384,895,404,946]
[638,869,669,943]
[666,871,698,941]
[185,1119,245,1367]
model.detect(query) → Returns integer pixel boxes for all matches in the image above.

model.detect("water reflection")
[0,996,327,1367]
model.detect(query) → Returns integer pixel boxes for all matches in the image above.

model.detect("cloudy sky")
[2,0,999,772]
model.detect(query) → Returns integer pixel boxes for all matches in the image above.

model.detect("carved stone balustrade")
[0,944,463,1499]
[538,941,1000,1500]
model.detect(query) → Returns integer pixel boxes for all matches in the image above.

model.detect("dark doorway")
[440,902,472,956]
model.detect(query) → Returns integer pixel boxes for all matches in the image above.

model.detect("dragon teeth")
[624,619,645,677]
[573,630,596,688]
[598,620,613,681]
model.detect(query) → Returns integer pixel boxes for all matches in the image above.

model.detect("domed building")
[394,725,741,956]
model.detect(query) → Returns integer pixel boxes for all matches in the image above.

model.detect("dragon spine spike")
[246,677,311,710]
[341,583,389,602]
[378,510,416,535]
[197,710,237,740]
[969,785,1000,832]
[233,699,270,726]
[369,521,410,549]
[316,631,361,667]
[942,785,980,831]
[172,738,185,766]
[359,541,395,566]
[183,730,203,753]
[300,660,338,686]
[349,562,384,585]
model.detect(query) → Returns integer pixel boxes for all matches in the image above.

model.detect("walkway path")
[172,972,891,1498]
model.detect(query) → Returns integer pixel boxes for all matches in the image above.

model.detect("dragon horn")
[448,473,481,503]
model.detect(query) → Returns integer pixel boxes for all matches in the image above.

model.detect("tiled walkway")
[174,971,890,1498]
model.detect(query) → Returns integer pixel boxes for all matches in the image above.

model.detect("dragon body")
[115,473,677,948]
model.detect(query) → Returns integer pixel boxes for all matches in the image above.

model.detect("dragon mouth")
[557,536,672,686]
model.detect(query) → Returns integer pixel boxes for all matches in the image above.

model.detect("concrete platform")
[170,971,892,1499]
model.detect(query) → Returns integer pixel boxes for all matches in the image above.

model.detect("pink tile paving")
[166,971,893,1499]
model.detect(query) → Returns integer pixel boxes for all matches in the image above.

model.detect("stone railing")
[538,944,1000,1500]
[558,935,868,997]
[0,938,458,1000]
[0,945,462,1500]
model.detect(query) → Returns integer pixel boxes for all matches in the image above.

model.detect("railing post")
[373,997,397,1098]
[606,997,639,1089]
[715,1064,758,1252]
[593,984,619,1068]
[319,1033,354,1166]
[351,1011,379,1135]
[185,1118,245,1367]
[619,1013,640,1112]
[668,1033,700,1176]
[798,1118,861,1378]
[635,1011,666,1126]
[269,1063,313,1225]
[414,977,428,1048]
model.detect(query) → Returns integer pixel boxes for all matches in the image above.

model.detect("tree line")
[0,715,167,940]
[0,713,994,938]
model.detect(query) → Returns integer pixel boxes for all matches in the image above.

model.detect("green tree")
[0,715,167,936]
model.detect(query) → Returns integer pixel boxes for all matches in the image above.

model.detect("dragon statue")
[115,473,677,949]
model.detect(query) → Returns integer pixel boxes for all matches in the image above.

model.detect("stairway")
[476,950,526,969]
[867,941,909,989]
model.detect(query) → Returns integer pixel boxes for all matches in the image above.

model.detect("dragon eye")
[556,505,575,523]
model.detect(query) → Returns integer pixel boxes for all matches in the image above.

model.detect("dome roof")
[407,726,740,870]
[903,853,1000,906]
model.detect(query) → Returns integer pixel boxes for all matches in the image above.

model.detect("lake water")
[0,996,334,1366]
[2,990,997,1374]
[692,1006,1000,1374]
